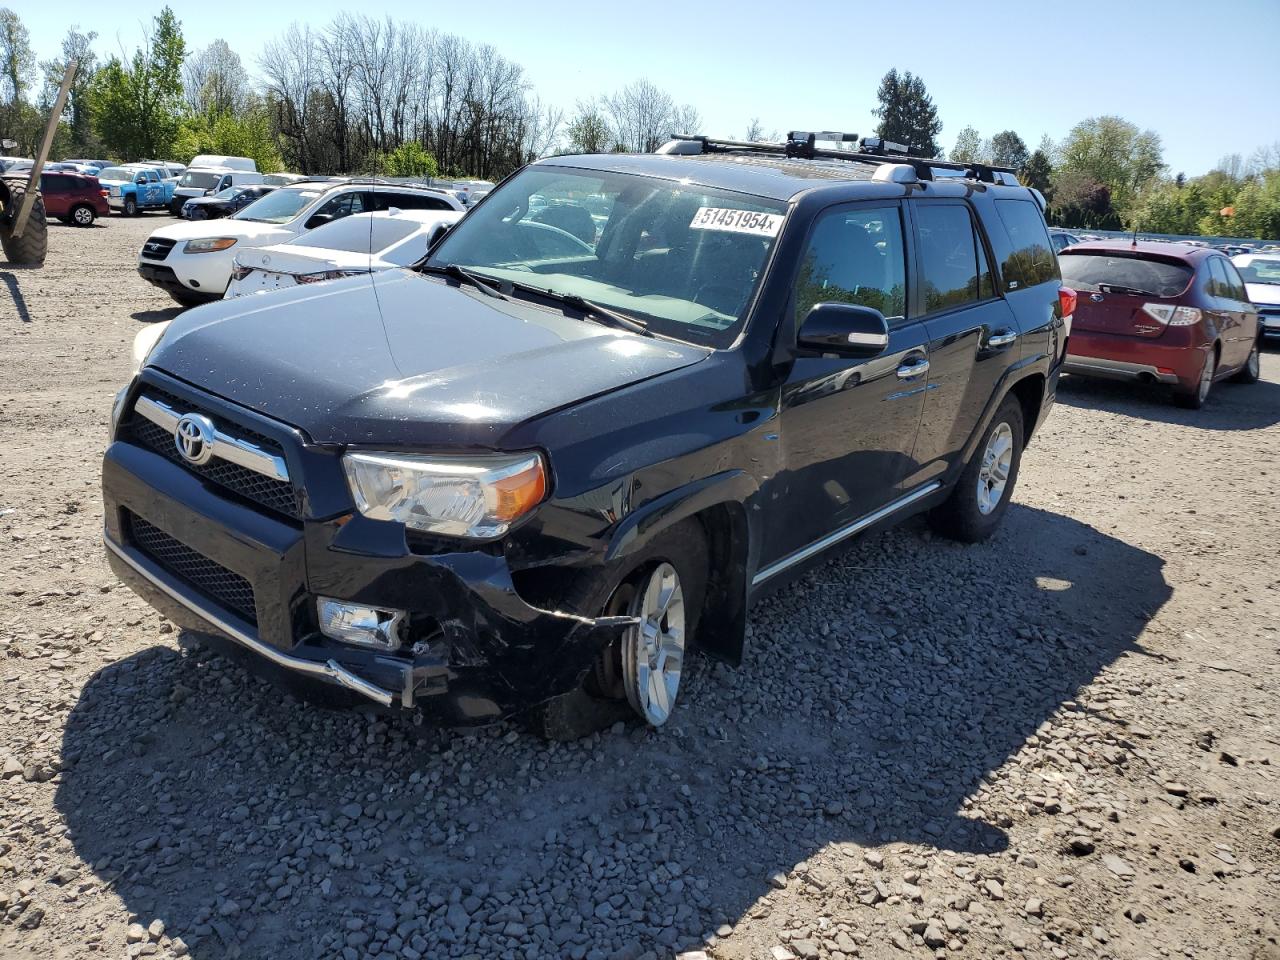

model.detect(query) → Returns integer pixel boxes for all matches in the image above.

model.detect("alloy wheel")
[1248,343,1260,379]
[621,562,685,726]
[976,422,1014,516]
[73,206,93,226]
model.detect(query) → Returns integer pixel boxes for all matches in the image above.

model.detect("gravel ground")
[2,216,1279,960]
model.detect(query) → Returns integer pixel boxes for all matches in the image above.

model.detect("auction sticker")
[689,207,783,237]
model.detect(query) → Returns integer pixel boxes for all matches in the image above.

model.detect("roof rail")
[662,132,1020,184]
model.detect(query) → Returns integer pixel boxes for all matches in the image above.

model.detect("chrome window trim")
[752,481,943,587]
[134,394,291,482]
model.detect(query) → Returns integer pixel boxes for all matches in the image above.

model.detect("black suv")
[104,134,1068,737]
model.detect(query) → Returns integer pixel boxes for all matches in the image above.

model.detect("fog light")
[317,598,405,651]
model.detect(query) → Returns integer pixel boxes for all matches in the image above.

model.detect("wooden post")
[11,60,77,239]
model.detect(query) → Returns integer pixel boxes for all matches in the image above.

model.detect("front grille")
[126,390,301,520]
[141,237,177,261]
[128,513,257,623]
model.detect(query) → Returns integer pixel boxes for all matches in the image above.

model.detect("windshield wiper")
[508,284,652,336]
[1098,283,1155,297]
[420,263,512,300]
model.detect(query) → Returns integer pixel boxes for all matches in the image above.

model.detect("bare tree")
[604,79,676,153]
[184,39,249,116]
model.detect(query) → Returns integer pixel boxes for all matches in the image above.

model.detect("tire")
[526,519,709,740]
[123,197,138,217]
[1231,339,1261,384]
[70,204,95,227]
[0,179,48,265]
[1174,350,1215,409]
[928,396,1024,543]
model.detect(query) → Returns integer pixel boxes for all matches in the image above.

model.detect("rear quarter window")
[993,199,1059,290]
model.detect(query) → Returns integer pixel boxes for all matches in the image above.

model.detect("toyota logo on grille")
[174,414,216,465]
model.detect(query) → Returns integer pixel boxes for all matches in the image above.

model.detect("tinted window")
[795,205,907,326]
[375,191,453,213]
[915,203,993,314]
[1058,252,1193,298]
[1220,259,1249,302]
[1206,257,1231,299]
[39,175,65,193]
[313,191,366,221]
[994,199,1058,289]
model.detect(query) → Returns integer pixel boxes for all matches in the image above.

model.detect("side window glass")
[994,199,1058,290]
[1207,258,1229,299]
[794,205,907,327]
[1221,260,1249,302]
[915,203,988,314]
[316,192,365,220]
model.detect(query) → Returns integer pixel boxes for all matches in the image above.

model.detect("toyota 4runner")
[104,133,1072,738]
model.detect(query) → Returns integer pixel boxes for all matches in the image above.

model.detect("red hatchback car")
[39,171,110,227]
[1060,240,1261,408]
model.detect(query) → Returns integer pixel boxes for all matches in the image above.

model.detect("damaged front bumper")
[102,437,631,726]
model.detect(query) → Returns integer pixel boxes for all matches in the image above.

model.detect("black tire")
[526,519,709,740]
[0,179,48,265]
[1174,350,1216,409]
[1231,339,1261,384]
[69,203,96,227]
[928,396,1024,543]
[123,196,138,217]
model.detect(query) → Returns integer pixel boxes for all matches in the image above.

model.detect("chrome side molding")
[752,481,943,586]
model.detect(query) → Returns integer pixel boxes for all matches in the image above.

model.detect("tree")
[1020,149,1053,196]
[173,104,282,173]
[989,130,1029,170]
[1051,169,1120,230]
[872,68,942,156]
[744,117,765,142]
[0,8,33,105]
[565,99,610,154]
[184,39,249,117]
[1057,115,1163,221]
[38,27,99,156]
[604,79,676,153]
[950,126,988,164]
[92,7,186,160]
[368,139,437,178]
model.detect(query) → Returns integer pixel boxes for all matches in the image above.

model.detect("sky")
[17,0,1280,176]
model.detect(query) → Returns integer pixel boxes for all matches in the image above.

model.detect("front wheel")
[928,396,1024,543]
[1231,340,1260,384]
[70,204,95,227]
[123,197,138,217]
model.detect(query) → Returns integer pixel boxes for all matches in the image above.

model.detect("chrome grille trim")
[134,394,290,483]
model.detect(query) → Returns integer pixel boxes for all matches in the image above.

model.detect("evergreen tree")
[872,69,942,156]
[1020,149,1054,196]
[989,130,1029,170]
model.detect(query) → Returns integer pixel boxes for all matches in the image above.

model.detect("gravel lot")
[2,216,1279,960]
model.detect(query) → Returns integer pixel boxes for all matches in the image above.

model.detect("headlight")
[184,237,237,254]
[131,320,171,375]
[342,451,547,539]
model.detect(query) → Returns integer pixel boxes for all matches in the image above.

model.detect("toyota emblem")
[174,413,216,465]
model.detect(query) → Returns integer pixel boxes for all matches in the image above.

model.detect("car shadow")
[1056,369,1280,430]
[54,505,1169,959]
[1,269,33,322]
[132,307,183,323]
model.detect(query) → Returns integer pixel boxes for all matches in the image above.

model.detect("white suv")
[137,179,464,306]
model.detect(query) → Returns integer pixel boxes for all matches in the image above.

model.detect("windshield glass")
[427,165,787,346]
[178,171,223,190]
[211,187,240,200]
[1236,258,1280,284]
[234,188,322,224]
[97,167,132,182]
[1058,252,1193,297]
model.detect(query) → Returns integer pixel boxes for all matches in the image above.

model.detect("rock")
[170,938,188,956]
[339,803,363,820]
[1025,898,1044,917]
[1124,905,1148,924]
[126,923,147,943]
[147,919,165,940]
[943,911,969,934]
[923,921,947,948]
[1,757,22,779]
[889,931,910,950]
[1101,854,1135,878]
[767,870,788,890]
[824,801,843,817]
[1068,838,1095,856]
[984,879,1005,900]
[675,953,709,960]
[835,932,858,953]
[1164,783,1189,797]
[864,850,884,868]
[791,941,819,959]
[769,948,797,960]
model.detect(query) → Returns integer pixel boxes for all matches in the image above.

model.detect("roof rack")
[660,132,1020,185]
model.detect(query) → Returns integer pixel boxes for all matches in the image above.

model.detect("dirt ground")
[1,216,1278,960]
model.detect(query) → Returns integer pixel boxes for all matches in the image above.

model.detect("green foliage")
[367,140,438,179]
[174,106,282,173]
[90,7,186,160]
[1020,150,1054,197]
[950,126,989,164]
[989,130,1029,170]
[1056,115,1163,222]
[1050,169,1122,230]
[40,27,100,155]
[1135,166,1280,240]
[566,102,610,155]
[873,69,942,157]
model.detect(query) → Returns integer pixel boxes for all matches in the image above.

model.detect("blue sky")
[20,0,1280,176]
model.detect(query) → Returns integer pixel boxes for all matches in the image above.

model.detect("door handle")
[988,329,1019,348]
[896,357,930,379]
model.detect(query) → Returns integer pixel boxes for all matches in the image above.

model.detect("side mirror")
[796,303,890,359]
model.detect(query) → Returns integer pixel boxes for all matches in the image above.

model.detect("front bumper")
[102,377,628,724]
[136,249,234,296]
[1065,328,1207,389]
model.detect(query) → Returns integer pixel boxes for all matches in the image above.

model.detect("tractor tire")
[0,178,48,265]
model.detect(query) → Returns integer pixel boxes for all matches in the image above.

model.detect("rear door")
[39,175,66,216]
[1212,257,1257,367]
[764,201,930,566]
[1058,251,1194,338]
[907,199,1020,485]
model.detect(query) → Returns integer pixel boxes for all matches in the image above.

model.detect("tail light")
[1058,286,1076,320]
[1141,304,1201,326]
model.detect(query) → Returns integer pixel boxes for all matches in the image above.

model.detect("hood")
[1245,282,1280,306]
[147,270,709,447]
[149,218,292,245]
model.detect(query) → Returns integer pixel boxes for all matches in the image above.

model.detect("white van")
[170,167,265,215]
[189,155,256,173]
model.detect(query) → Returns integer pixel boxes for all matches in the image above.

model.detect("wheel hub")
[976,422,1013,516]
[621,562,685,726]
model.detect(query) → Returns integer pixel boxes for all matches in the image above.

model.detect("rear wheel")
[0,179,48,265]
[1174,351,1215,409]
[1231,339,1260,384]
[70,204,95,227]
[928,396,1024,543]
[527,520,708,740]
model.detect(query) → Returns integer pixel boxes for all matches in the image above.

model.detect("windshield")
[178,171,224,189]
[427,165,787,346]
[289,213,425,255]
[234,188,322,224]
[1236,258,1280,285]
[210,187,240,200]
[1058,252,1193,297]
[97,167,132,182]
